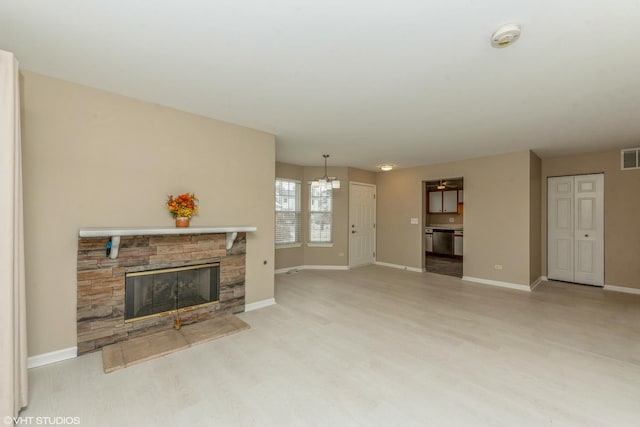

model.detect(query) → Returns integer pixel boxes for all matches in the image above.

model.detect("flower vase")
[175,217,190,228]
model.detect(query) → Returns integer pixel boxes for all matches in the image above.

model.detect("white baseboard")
[245,298,276,312]
[540,276,548,281]
[275,266,300,274]
[603,285,640,295]
[28,346,77,369]
[275,265,349,274]
[374,261,423,273]
[462,276,531,292]
[302,265,349,271]
[530,276,545,290]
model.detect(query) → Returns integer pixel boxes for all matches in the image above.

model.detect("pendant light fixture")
[312,154,340,190]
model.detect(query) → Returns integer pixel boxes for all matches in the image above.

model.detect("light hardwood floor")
[22,266,640,426]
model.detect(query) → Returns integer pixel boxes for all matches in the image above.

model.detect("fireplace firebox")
[125,263,220,321]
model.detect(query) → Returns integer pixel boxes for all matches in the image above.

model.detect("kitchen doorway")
[423,178,464,277]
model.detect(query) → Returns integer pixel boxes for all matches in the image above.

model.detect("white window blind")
[309,183,332,243]
[275,179,301,245]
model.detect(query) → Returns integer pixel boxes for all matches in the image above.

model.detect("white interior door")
[349,182,376,267]
[573,174,604,285]
[548,174,604,286]
[548,176,575,282]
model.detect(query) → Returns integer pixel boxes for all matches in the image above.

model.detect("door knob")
[585,234,589,237]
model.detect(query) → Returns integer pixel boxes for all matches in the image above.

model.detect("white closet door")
[548,176,575,282]
[547,174,604,286]
[573,174,604,285]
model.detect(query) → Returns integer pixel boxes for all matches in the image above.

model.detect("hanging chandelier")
[312,154,340,189]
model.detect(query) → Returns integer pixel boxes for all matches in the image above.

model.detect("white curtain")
[0,50,28,420]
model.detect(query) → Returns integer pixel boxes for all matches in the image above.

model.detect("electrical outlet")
[494,264,503,270]
[449,217,454,223]
[410,217,419,224]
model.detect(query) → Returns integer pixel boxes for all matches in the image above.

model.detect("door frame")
[348,181,377,269]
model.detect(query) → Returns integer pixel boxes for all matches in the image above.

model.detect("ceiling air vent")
[621,147,640,170]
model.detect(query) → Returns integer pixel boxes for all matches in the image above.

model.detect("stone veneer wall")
[77,232,246,354]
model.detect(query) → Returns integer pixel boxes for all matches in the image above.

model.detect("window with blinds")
[309,183,333,243]
[275,179,301,246]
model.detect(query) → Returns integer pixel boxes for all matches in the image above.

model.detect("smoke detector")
[491,24,521,48]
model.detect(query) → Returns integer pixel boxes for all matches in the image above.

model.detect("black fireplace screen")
[125,263,220,320]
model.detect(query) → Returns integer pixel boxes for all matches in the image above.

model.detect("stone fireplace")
[76,228,253,355]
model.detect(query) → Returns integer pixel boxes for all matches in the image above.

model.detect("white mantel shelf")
[78,226,256,238]
[78,226,257,259]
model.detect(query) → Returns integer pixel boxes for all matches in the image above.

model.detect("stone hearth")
[76,232,247,354]
[102,313,250,373]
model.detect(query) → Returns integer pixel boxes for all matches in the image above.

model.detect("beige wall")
[21,71,276,356]
[349,167,376,185]
[529,152,542,283]
[541,150,640,289]
[426,212,464,226]
[376,151,534,286]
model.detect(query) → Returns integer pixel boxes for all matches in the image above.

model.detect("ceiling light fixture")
[437,180,447,190]
[312,154,340,189]
[377,163,396,171]
[491,23,521,48]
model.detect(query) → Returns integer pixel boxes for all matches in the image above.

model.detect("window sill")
[307,243,334,248]
[276,243,302,249]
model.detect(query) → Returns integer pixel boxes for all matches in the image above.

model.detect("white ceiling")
[2,1,640,170]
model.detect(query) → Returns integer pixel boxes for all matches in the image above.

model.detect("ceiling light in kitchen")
[378,163,396,171]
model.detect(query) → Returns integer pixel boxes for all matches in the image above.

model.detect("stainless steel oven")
[433,229,454,255]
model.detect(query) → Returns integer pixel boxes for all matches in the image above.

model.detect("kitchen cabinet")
[454,234,463,256]
[456,190,464,215]
[425,233,433,253]
[428,190,458,213]
[443,191,457,212]
[428,192,442,213]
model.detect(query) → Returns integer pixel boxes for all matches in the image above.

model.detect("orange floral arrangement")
[166,193,199,218]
